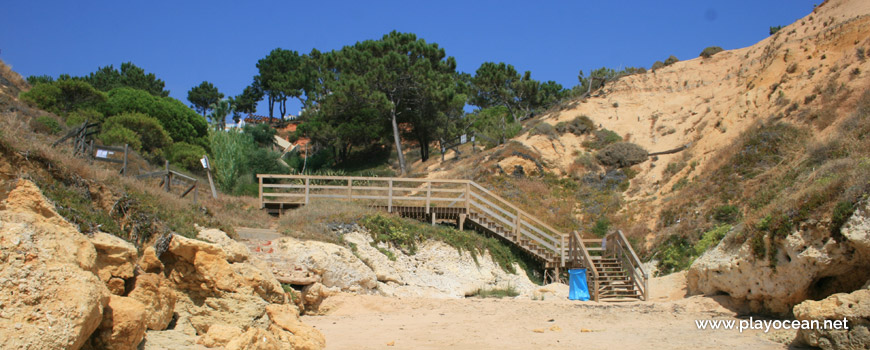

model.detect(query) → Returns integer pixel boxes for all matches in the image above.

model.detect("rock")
[90,231,137,294]
[91,295,148,350]
[274,236,378,292]
[688,199,870,314]
[139,246,164,274]
[225,328,281,350]
[301,282,333,314]
[165,235,284,303]
[175,286,270,335]
[794,289,870,350]
[142,329,207,350]
[0,180,110,350]
[196,324,242,348]
[128,273,177,330]
[265,304,326,350]
[531,283,569,300]
[197,228,250,263]
[275,267,319,286]
[343,231,536,298]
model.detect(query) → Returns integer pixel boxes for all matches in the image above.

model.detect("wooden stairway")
[257,174,649,301]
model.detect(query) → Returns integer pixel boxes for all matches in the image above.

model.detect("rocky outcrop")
[794,288,870,350]
[91,295,148,350]
[196,324,242,348]
[343,231,536,298]
[197,227,250,263]
[89,232,138,295]
[0,180,110,350]
[225,328,281,350]
[273,236,378,292]
[688,198,870,314]
[266,304,326,350]
[127,273,176,330]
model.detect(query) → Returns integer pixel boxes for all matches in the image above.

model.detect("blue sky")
[1,1,817,117]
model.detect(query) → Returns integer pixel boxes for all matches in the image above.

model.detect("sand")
[302,273,794,350]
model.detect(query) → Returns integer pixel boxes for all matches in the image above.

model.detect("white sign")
[460,134,467,144]
[96,150,109,158]
[200,157,209,169]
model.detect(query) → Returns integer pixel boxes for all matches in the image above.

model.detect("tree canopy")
[83,62,170,97]
[187,81,224,117]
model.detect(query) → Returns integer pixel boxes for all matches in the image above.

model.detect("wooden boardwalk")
[257,174,648,301]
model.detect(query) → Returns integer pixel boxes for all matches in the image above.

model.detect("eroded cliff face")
[687,197,870,314]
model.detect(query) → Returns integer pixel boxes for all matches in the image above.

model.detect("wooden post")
[193,180,198,205]
[387,179,393,213]
[425,181,431,215]
[122,144,128,175]
[347,179,352,200]
[513,211,521,239]
[164,161,170,192]
[464,182,470,214]
[204,155,218,199]
[258,176,264,209]
[304,177,310,205]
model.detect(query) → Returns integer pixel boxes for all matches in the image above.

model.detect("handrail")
[608,230,649,301]
[571,230,599,301]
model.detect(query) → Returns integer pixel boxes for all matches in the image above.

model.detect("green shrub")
[20,79,107,116]
[31,116,61,134]
[247,148,287,178]
[66,108,104,126]
[769,25,784,35]
[664,55,679,66]
[651,61,665,71]
[103,87,208,148]
[657,235,693,275]
[582,128,622,150]
[168,142,206,171]
[595,142,648,168]
[243,123,278,147]
[729,122,803,178]
[102,112,172,154]
[712,205,740,223]
[830,201,856,235]
[591,217,610,237]
[694,225,731,255]
[209,130,255,191]
[473,285,519,298]
[99,126,142,151]
[555,116,595,135]
[529,122,558,140]
[700,46,724,58]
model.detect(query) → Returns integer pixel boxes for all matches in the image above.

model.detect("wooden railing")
[568,231,599,301]
[605,230,649,301]
[257,174,565,264]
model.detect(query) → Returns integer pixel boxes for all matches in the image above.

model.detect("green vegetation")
[528,122,558,140]
[769,25,784,35]
[595,142,648,168]
[555,116,595,135]
[700,46,724,58]
[103,87,208,148]
[582,129,622,150]
[31,116,61,134]
[21,78,107,116]
[472,285,519,298]
[187,81,224,117]
[100,112,172,157]
[656,225,731,275]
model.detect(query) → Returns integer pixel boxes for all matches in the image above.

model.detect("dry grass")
[0,59,29,96]
[277,200,380,243]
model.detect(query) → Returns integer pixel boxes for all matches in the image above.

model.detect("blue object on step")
[568,269,590,301]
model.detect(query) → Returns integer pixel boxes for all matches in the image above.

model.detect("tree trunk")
[268,94,275,122]
[390,107,406,176]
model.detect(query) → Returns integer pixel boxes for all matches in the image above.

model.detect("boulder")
[688,199,870,314]
[174,283,271,335]
[128,273,177,330]
[225,328,281,350]
[265,304,326,350]
[89,232,137,295]
[197,228,250,263]
[274,236,378,292]
[794,289,870,350]
[0,179,110,350]
[196,324,243,348]
[301,282,333,314]
[91,295,147,350]
[138,246,164,274]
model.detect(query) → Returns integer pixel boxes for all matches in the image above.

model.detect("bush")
[103,87,208,148]
[20,79,107,116]
[243,123,277,147]
[664,55,679,66]
[168,142,206,171]
[830,201,856,235]
[700,46,724,58]
[529,122,558,139]
[209,130,255,191]
[712,205,740,223]
[595,142,648,168]
[101,112,172,154]
[555,116,595,135]
[651,61,665,71]
[591,217,610,237]
[694,225,731,255]
[99,126,142,151]
[582,128,622,150]
[769,25,784,35]
[66,108,104,126]
[247,148,287,178]
[31,116,61,134]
